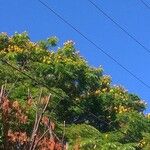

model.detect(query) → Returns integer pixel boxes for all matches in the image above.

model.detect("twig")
[6,77,19,96]
[0,85,4,104]
[48,121,54,140]
[62,121,66,150]
[29,93,51,150]
[33,128,49,149]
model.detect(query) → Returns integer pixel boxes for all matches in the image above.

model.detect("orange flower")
[19,115,28,124]
[2,99,10,113]
[27,98,32,106]
[41,96,49,105]
[12,101,19,110]
[18,132,28,144]
[42,116,49,126]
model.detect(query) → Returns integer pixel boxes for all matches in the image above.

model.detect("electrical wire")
[88,0,150,54]
[139,0,150,9]
[1,1,147,142]
[38,0,150,89]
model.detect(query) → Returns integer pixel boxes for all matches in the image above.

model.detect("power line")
[38,0,150,90]
[88,0,150,54]
[0,0,145,143]
[139,0,150,9]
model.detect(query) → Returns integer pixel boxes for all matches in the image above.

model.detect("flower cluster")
[114,105,130,114]
[8,130,28,145]
[138,139,146,148]
[0,90,66,150]
[6,45,23,52]
[63,40,75,46]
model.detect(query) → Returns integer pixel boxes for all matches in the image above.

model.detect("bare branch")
[33,128,49,149]
[0,85,4,104]
[62,121,66,150]
[29,93,51,150]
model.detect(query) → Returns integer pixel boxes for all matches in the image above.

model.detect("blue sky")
[1,0,150,112]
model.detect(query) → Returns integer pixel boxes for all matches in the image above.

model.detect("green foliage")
[0,32,150,149]
[0,32,9,50]
[65,124,102,149]
[116,111,150,143]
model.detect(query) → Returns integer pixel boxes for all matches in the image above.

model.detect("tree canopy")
[0,32,150,149]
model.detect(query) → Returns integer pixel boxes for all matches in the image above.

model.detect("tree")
[0,86,66,150]
[0,32,150,149]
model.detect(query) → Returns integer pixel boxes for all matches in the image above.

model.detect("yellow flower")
[105,134,108,138]
[47,60,50,64]
[102,88,107,92]
[95,90,100,95]
[114,106,117,110]
[110,89,113,93]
